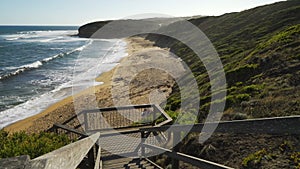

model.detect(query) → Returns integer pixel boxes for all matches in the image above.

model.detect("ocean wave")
[5,37,21,41]
[0,61,43,80]
[42,53,65,62]
[24,60,43,68]
[0,44,87,80]
[50,47,64,50]
[66,40,92,54]
[3,30,79,43]
[0,91,63,129]
[40,37,63,43]
[0,39,128,129]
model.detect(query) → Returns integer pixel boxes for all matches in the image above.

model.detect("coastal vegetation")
[146,0,300,122]
[0,130,71,159]
[145,1,300,168]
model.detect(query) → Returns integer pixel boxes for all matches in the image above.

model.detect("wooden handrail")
[138,115,300,169]
[90,128,141,137]
[145,158,164,169]
[153,104,173,127]
[62,111,85,125]
[82,104,154,113]
[52,123,89,138]
[140,115,300,135]
[59,104,173,134]
[85,124,150,133]
[94,145,102,169]
[81,104,172,132]
[143,143,233,169]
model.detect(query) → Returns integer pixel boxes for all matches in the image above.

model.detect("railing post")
[152,106,157,124]
[141,131,146,157]
[87,145,96,168]
[172,131,180,169]
[84,111,88,131]
[52,125,58,134]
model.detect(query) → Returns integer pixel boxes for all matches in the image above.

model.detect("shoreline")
[3,38,131,133]
[4,37,178,133]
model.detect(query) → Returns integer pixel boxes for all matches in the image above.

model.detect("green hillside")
[146,0,300,121]
[145,1,300,168]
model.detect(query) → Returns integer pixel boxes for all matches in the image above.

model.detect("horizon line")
[0,24,80,27]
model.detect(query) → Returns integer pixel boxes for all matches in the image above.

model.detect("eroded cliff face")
[77,18,181,38]
[78,20,111,38]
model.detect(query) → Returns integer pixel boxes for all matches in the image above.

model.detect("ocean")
[0,26,127,128]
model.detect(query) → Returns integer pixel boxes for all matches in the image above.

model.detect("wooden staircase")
[48,104,300,169]
[103,158,161,169]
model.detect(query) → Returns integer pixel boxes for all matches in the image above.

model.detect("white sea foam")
[42,54,63,62]
[50,47,64,50]
[24,60,43,68]
[0,40,92,80]
[0,59,45,80]
[2,30,80,43]
[66,40,93,55]
[0,39,128,129]
[0,61,43,80]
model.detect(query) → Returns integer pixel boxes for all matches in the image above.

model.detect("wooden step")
[102,158,158,169]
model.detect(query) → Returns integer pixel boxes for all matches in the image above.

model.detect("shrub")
[242,149,268,168]
[0,130,70,159]
[177,110,198,125]
[258,24,300,51]
[226,64,260,85]
[291,152,300,169]
[226,94,251,108]
[279,141,294,153]
[165,110,179,123]
[241,84,264,95]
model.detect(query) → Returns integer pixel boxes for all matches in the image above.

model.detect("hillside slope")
[145,1,300,168]
[146,0,300,121]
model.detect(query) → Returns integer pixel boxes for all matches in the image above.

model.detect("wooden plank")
[141,131,146,157]
[77,104,173,133]
[53,124,88,137]
[82,104,153,113]
[153,104,173,127]
[89,128,141,137]
[29,133,100,169]
[172,131,180,169]
[84,112,89,131]
[87,124,151,133]
[145,158,163,169]
[143,144,233,169]
[94,146,102,169]
[141,116,300,135]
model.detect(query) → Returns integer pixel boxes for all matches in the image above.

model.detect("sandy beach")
[4,37,184,133]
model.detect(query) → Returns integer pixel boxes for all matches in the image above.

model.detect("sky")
[0,0,284,26]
